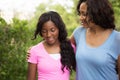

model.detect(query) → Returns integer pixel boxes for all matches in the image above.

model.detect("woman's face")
[41,20,59,45]
[79,2,90,28]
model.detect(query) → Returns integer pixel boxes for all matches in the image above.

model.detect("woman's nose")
[80,15,85,21]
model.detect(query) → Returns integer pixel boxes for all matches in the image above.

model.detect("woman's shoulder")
[114,30,120,41]
[113,30,120,52]
[74,26,85,31]
[73,26,85,35]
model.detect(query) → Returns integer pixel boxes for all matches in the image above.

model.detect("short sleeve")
[27,46,38,64]
[109,31,120,59]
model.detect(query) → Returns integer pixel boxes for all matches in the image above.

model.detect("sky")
[0,0,73,23]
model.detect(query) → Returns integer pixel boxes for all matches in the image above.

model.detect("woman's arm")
[27,63,37,80]
[70,34,76,46]
[118,55,120,80]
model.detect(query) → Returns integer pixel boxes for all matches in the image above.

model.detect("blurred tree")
[110,0,120,30]
[0,17,29,80]
[0,17,7,27]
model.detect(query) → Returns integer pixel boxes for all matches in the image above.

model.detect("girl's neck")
[43,41,60,48]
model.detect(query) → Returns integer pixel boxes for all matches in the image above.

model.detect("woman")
[71,0,120,80]
[27,11,76,80]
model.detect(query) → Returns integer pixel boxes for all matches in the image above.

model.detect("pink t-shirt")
[27,42,70,80]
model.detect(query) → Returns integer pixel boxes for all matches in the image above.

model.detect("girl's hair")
[77,0,115,29]
[33,11,76,72]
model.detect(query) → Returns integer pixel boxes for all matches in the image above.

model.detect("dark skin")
[27,63,37,80]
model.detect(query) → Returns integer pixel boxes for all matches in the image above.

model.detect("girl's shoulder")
[29,42,43,53]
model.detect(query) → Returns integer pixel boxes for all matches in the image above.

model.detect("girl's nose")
[46,31,51,37]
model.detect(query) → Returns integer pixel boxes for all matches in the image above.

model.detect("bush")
[0,18,30,80]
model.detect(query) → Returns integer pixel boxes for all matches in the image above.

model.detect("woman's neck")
[87,26,112,36]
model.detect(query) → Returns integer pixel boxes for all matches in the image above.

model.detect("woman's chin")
[82,24,88,28]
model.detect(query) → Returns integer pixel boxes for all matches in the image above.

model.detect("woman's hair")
[77,0,115,29]
[33,11,76,72]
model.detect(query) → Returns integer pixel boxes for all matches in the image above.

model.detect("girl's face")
[41,20,59,45]
[79,2,91,28]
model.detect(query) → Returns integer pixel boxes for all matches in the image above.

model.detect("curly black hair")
[77,0,115,29]
[33,11,76,72]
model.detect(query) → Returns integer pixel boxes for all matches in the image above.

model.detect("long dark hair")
[33,11,76,72]
[77,0,115,29]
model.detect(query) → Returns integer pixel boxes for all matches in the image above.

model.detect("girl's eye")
[51,28,56,32]
[41,30,47,33]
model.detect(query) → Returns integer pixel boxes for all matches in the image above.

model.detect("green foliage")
[110,0,120,30]
[0,18,30,80]
[0,16,43,80]
[0,17,7,27]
